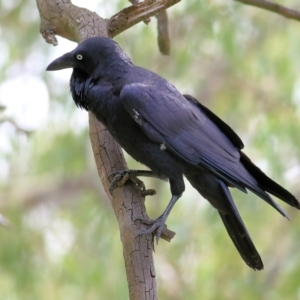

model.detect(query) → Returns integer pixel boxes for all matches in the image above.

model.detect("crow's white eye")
[76,54,83,60]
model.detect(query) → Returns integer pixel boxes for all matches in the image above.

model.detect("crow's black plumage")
[47,37,299,270]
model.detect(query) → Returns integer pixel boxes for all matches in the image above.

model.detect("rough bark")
[36,1,178,299]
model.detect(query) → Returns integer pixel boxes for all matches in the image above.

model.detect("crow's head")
[46,37,132,78]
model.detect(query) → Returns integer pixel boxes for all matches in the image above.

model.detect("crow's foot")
[135,195,180,243]
[108,169,156,196]
[136,215,168,244]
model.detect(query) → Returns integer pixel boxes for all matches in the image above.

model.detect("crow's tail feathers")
[185,170,264,270]
[218,181,263,270]
[240,152,300,210]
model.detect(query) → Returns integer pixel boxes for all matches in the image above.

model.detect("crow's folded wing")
[120,83,289,216]
[120,83,250,188]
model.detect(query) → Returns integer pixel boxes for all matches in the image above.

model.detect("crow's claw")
[136,215,168,244]
[108,170,146,195]
[108,169,158,196]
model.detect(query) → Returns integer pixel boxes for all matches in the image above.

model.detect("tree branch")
[109,0,180,37]
[234,0,300,22]
[116,1,172,54]
[0,118,32,135]
[36,0,178,299]
[36,0,108,45]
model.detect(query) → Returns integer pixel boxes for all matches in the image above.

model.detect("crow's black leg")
[108,169,158,195]
[136,194,181,243]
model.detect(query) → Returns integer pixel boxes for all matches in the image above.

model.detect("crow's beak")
[46,52,74,71]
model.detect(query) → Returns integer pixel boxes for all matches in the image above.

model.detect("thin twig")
[156,10,170,55]
[0,118,32,135]
[234,0,300,22]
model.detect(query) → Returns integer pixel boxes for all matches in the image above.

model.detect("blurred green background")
[1,0,300,299]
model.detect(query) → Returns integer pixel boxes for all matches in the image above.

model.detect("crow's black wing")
[121,84,237,157]
[120,83,244,184]
[120,83,287,217]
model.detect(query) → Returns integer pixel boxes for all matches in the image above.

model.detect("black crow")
[47,37,299,270]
